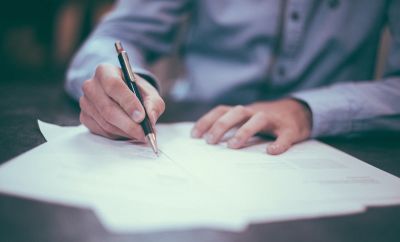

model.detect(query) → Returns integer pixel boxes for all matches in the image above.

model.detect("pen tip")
[146,133,159,157]
[115,41,124,53]
[152,145,159,157]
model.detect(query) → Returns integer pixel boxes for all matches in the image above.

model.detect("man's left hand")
[191,99,313,155]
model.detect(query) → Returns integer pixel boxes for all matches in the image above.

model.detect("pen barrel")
[118,54,154,136]
[131,81,154,136]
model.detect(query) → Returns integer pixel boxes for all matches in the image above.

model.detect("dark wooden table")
[1,81,399,242]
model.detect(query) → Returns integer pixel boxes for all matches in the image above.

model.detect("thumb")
[267,130,295,155]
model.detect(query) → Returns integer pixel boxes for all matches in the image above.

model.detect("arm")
[65,0,190,100]
[292,78,400,137]
[292,1,400,137]
[66,0,190,141]
[191,1,400,155]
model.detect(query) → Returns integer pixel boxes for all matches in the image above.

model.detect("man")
[66,0,400,155]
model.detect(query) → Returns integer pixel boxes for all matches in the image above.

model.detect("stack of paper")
[0,121,399,232]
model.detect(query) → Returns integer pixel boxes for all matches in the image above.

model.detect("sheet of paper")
[38,120,86,142]
[1,122,247,232]
[0,121,399,233]
[37,122,367,231]
[156,123,400,223]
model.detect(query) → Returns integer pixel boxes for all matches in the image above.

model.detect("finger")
[79,95,140,140]
[96,63,146,123]
[191,105,230,138]
[142,90,165,126]
[136,78,165,126]
[83,76,146,140]
[80,111,120,139]
[227,112,272,149]
[267,130,296,155]
[205,105,251,144]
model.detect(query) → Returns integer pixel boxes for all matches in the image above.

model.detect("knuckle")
[234,104,244,110]
[79,97,91,114]
[216,105,229,112]
[214,120,229,130]
[255,111,268,120]
[78,97,85,110]
[158,98,166,112]
[238,127,253,138]
[82,80,93,96]
[234,105,248,115]
[95,63,110,77]
[155,98,166,114]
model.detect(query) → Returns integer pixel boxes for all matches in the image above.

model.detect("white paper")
[0,121,399,233]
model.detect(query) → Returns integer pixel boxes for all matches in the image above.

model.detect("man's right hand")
[79,63,165,141]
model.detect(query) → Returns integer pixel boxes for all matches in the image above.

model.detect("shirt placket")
[271,0,309,85]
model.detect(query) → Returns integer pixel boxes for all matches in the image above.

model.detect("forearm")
[292,77,400,137]
[65,0,189,101]
[65,37,158,101]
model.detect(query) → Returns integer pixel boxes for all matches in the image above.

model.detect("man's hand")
[191,99,312,155]
[79,63,165,141]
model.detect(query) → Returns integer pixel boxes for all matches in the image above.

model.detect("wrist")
[288,98,313,137]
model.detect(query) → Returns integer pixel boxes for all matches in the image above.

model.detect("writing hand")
[79,63,165,141]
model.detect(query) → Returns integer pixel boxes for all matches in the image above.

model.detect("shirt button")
[328,0,340,9]
[290,11,300,21]
[278,66,286,76]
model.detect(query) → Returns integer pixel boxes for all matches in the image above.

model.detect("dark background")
[0,0,114,84]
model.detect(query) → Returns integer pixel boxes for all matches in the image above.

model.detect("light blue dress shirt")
[66,0,400,138]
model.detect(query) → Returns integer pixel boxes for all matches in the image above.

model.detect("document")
[0,121,399,233]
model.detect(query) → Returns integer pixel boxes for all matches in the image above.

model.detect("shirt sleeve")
[292,1,400,138]
[292,78,400,137]
[292,1,400,137]
[65,0,190,101]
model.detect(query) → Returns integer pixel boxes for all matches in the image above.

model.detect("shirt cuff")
[291,88,355,138]
[133,66,160,91]
[65,38,160,101]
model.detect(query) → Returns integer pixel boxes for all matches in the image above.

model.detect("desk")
[0,81,399,242]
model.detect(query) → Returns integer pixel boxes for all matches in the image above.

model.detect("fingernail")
[269,144,277,150]
[267,144,281,155]
[205,133,215,144]
[132,110,142,122]
[191,128,200,138]
[268,144,278,152]
[228,138,240,149]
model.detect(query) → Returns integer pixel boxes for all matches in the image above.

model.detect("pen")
[115,41,159,156]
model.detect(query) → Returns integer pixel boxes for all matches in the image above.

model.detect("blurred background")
[0,0,391,91]
[0,0,182,95]
[0,0,114,84]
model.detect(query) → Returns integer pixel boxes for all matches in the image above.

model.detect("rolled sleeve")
[65,37,160,101]
[291,86,356,138]
[292,77,400,138]
[65,0,189,101]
